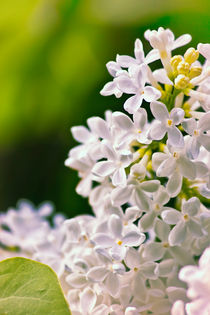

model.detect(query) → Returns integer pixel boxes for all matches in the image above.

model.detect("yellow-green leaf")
[0,257,71,315]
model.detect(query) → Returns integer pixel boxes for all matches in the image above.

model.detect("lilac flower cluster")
[1,27,210,315]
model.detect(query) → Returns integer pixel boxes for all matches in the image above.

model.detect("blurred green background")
[0,0,210,217]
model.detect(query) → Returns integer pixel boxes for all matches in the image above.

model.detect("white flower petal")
[161,209,181,225]
[92,161,115,177]
[106,61,121,77]
[124,248,140,269]
[102,140,117,160]
[186,137,200,159]
[140,180,160,192]
[143,242,165,261]
[134,38,144,61]
[133,188,151,210]
[156,157,176,177]
[111,185,132,206]
[149,121,167,140]
[110,243,127,261]
[198,134,210,151]
[169,222,187,246]
[168,126,184,147]
[166,171,182,197]
[100,81,122,97]
[116,75,137,94]
[112,111,133,130]
[150,101,169,121]
[187,219,203,237]
[91,233,114,247]
[116,55,136,67]
[109,214,123,238]
[198,43,210,60]
[139,211,156,231]
[182,118,197,135]
[152,152,168,171]
[104,272,119,297]
[150,300,171,314]
[182,197,200,216]
[133,107,147,130]
[87,117,110,140]
[171,300,185,315]
[124,94,142,114]
[66,273,87,288]
[173,34,192,49]
[154,218,170,241]
[112,167,127,187]
[157,259,175,277]
[87,266,108,282]
[145,48,160,63]
[143,86,161,102]
[166,287,187,303]
[155,186,170,205]
[153,69,173,85]
[80,287,97,314]
[123,231,145,246]
[170,108,185,125]
[64,219,81,241]
[178,156,196,180]
[71,126,92,143]
[195,161,209,178]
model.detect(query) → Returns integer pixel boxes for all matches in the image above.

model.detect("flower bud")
[184,47,199,64]
[174,74,190,89]
[189,66,202,79]
[170,55,183,71]
[177,61,190,75]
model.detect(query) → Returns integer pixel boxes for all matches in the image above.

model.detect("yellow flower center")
[183,214,189,221]
[163,242,169,248]
[167,119,173,127]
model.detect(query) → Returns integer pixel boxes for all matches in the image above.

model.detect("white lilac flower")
[0,200,52,252]
[161,197,203,246]
[149,101,185,147]
[91,214,145,261]
[142,218,195,266]
[112,107,151,146]
[100,61,123,98]
[145,27,191,74]
[152,140,197,197]
[2,27,210,315]
[182,112,210,158]
[87,248,125,297]
[65,153,98,197]
[115,64,161,114]
[175,247,210,315]
[92,140,133,187]
[68,116,111,160]
[139,185,170,231]
[116,38,164,68]
[111,162,160,210]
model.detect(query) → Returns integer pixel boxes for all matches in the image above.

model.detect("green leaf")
[0,257,71,315]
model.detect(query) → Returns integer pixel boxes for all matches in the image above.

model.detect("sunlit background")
[0,0,210,217]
